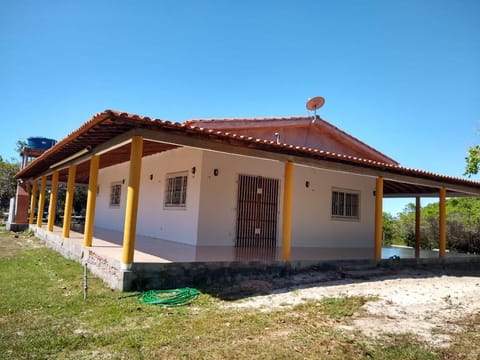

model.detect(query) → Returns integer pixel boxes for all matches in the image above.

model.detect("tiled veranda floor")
[39,226,475,264]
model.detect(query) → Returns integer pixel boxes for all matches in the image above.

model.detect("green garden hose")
[125,288,201,307]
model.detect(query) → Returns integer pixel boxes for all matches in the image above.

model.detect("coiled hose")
[122,288,201,307]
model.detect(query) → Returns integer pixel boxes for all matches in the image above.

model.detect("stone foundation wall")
[123,257,480,292]
[30,225,480,292]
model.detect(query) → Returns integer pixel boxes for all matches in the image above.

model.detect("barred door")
[235,174,279,249]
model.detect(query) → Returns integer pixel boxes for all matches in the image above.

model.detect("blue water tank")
[27,137,57,150]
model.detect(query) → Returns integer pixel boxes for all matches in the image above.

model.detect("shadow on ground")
[194,263,480,301]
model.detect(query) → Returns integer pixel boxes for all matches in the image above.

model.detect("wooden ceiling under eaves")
[55,140,179,184]
[383,180,445,197]
[55,140,453,198]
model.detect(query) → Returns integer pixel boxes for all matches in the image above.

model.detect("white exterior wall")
[95,147,203,246]
[196,153,375,248]
[95,146,375,249]
[291,165,375,248]
[197,151,284,246]
[136,147,202,245]
[95,162,128,231]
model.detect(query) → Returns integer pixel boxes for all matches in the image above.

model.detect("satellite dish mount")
[306,96,325,123]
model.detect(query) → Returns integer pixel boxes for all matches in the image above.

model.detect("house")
[14,108,480,290]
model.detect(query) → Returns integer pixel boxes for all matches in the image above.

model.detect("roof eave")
[15,110,480,197]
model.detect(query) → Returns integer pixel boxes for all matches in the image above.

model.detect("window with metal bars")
[164,172,188,208]
[331,189,360,219]
[110,182,122,207]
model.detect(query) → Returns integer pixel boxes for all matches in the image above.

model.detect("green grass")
[0,226,477,359]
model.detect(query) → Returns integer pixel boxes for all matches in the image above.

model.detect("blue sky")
[1,0,479,215]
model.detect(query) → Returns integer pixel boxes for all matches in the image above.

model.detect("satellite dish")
[306,96,325,123]
[306,96,325,111]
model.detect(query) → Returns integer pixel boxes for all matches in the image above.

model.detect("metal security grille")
[164,173,188,208]
[332,190,359,219]
[235,174,279,249]
[110,182,122,207]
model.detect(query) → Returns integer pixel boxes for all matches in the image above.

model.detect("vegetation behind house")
[383,197,480,254]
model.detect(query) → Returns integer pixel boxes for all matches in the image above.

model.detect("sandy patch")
[228,271,480,346]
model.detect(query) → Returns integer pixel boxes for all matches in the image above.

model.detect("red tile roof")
[15,110,480,196]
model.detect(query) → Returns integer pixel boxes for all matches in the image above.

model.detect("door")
[235,174,279,249]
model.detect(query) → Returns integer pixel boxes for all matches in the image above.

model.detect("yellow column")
[415,197,421,258]
[29,180,38,224]
[374,176,383,260]
[439,187,447,258]
[47,171,59,232]
[36,176,47,228]
[121,136,143,269]
[84,155,100,247]
[62,165,77,239]
[281,161,294,261]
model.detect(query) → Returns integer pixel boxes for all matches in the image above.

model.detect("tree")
[397,203,417,247]
[382,212,402,246]
[0,156,20,211]
[16,139,27,155]
[388,198,480,254]
[53,185,88,221]
[465,144,480,177]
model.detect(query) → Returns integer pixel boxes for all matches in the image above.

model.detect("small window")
[332,189,359,219]
[110,182,122,207]
[164,172,188,208]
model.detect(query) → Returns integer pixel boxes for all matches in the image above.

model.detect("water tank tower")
[21,137,57,169]
[27,137,57,150]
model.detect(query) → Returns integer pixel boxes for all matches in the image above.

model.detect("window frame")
[109,182,122,208]
[331,188,360,221]
[164,171,188,209]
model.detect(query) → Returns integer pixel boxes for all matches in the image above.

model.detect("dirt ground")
[229,269,480,347]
